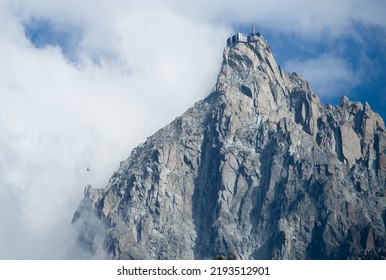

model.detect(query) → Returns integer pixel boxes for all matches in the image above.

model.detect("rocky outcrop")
[72,34,386,259]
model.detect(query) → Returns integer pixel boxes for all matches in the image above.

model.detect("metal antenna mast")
[252,22,255,34]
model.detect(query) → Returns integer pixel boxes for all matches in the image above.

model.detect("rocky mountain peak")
[221,35,283,85]
[72,33,386,260]
[217,34,321,133]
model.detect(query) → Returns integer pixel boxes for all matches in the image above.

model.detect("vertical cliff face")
[73,35,386,260]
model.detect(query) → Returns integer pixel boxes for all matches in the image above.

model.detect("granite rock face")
[73,35,386,259]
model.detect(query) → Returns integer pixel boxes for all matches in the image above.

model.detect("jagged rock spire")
[72,33,386,260]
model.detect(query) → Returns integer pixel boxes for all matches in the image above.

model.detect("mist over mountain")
[73,32,386,260]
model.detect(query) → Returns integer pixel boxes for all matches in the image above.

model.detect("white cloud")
[164,0,386,37]
[0,0,228,259]
[285,55,358,98]
[0,0,384,258]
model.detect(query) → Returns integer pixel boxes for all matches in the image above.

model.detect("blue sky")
[235,22,386,119]
[0,0,385,259]
[262,24,386,117]
[23,17,82,62]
